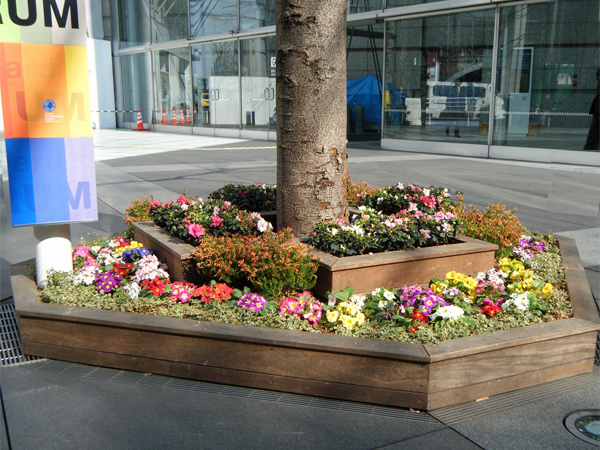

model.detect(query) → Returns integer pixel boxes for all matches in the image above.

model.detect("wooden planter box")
[132,221,497,296]
[12,236,599,410]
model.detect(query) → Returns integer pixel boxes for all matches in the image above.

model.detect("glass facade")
[150,0,189,42]
[113,0,600,163]
[120,53,153,124]
[154,48,192,127]
[118,0,150,48]
[384,10,496,143]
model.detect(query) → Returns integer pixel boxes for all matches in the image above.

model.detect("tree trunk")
[276,0,348,237]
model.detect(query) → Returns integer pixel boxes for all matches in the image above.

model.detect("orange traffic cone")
[135,109,145,131]
[194,106,197,121]
[171,107,177,125]
[161,107,167,125]
[186,106,191,124]
[179,107,185,125]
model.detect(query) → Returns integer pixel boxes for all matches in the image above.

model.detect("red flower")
[141,277,165,296]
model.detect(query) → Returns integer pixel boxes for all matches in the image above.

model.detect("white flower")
[443,287,460,298]
[328,294,337,307]
[504,293,530,311]
[434,305,464,321]
[125,282,141,300]
[423,188,430,196]
[378,300,389,309]
[358,206,367,211]
[330,228,339,236]
[257,218,270,233]
[350,294,366,308]
[383,290,395,301]
[181,204,189,211]
[371,288,381,295]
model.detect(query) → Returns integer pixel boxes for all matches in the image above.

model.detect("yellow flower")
[462,277,478,291]
[542,283,554,298]
[326,310,339,323]
[341,315,357,330]
[430,281,446,296]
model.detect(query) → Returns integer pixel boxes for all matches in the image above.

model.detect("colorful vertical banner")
[0,0,97,226]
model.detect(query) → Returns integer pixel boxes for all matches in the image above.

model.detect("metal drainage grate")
[430,368,600,426]
[0,300,40,366]
[14,359,438,424]
[595,330,600,366]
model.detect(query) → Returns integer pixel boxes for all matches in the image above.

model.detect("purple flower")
[95,272,123,294]
[236,292,267,312]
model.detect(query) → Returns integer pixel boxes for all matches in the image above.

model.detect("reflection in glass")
[118,0,150,48]
[347,24,384,138]
[191,42,240,129]
[384,10,495,144]
[241,36,276,131]
[190,0,238,38]
[241,0,275,30]
[121,53,153,125]
[154,48,192,127]
[150,0,189,42]
[347,0,383,14]
[494,1,600,151]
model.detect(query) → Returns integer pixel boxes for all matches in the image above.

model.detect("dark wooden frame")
[12,236,599,410]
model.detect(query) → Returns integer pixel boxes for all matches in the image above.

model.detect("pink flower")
[150,200,161,208]
[336,219,344,226]
[420,229,431,240]
[188,223,205,238]
[177,195,192,205]
[210,216,224,227]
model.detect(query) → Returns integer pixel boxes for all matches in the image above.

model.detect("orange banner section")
[0,43,91,139]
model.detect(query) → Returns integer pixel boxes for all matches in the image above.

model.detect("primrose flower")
[95,272,123,294]
[503,293,530,311]
[433,305,464,322]
[236,292,267,312]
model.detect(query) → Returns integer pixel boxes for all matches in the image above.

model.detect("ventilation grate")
[0,300,40,366]
[431,368,600,426]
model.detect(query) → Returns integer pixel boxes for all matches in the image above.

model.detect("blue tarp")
[347,76,405,126]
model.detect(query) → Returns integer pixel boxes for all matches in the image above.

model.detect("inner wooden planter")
[132,221,498,296]
[12,236,599,410]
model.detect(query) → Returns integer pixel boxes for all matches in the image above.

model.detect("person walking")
[583,68,599,150]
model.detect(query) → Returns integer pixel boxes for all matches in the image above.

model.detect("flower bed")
[12,235,599,410]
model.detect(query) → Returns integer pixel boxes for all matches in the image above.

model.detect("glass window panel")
[386,0,446,8]
[241,0,275,30]
[347,0,382,14]
[190,0,238,38]
[150,0,189,43]
[347,24,384,138]
[493,0,599,151]
[118,0,150,49]
[191,41,240,129]
[154,48,193,127]
[121,53,153,124]
[384,10,496,143]
[240,36,276,131]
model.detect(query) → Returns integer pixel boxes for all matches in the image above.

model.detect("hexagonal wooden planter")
[131,221,498,296]
[12,235,599,410]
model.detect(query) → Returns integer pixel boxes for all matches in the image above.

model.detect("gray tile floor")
[1,130,599,449]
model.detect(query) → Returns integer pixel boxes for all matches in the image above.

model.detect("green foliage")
[192,229,319,299]
[208,183,277,212]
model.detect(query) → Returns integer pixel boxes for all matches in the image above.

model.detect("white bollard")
[34,224,73,288]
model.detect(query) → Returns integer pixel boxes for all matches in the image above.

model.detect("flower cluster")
[208,183,277,212]
[280,291,323,324]
[236,292,267,312]
[150,195,272,246]
[63,238,235,306]
[325,301,366,330]
[512,235,546,263]
[308,183,459,257]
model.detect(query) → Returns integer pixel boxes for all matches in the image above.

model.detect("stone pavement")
[1,129,599,449]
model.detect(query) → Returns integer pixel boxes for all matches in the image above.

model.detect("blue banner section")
[6,137,73,226]
[31,138,70,223]
[6,138,36,225]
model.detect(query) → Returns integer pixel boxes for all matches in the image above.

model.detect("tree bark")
[276,0,348,237]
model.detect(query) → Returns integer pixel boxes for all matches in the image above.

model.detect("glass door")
[241,36,276,136]
[192,41,240,130]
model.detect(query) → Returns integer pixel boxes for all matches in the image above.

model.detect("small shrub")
[124,196,155,238]
[208,183,277,212]
[192,229,319,299]
[454,194,525,257]
[346,177,377,204]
